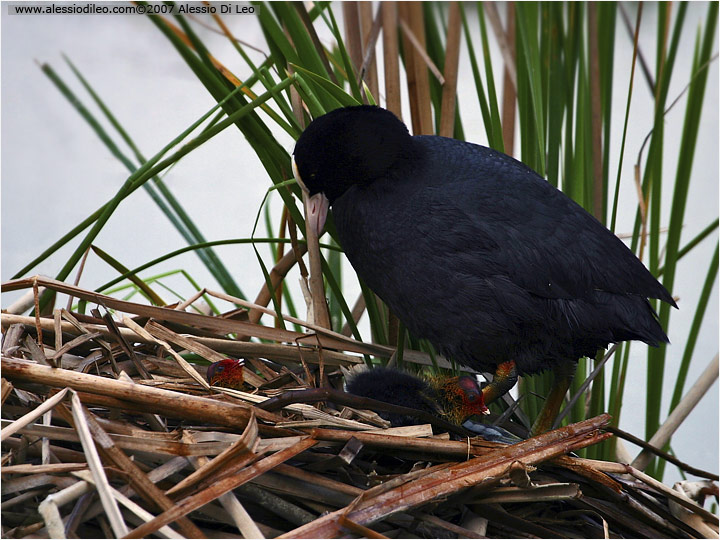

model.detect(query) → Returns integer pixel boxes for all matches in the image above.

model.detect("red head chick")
[206,358,245,389]
[431,375,490,424]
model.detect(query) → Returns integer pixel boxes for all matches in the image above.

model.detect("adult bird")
[292,106,676,434]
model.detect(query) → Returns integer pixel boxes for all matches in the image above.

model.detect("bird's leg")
[481,360,518,407]
[530,362,577,436]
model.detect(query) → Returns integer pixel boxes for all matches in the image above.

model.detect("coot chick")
[207,358,244,389]
[347,367,521,444]
[293,106,676,433]
[346,367,489,427]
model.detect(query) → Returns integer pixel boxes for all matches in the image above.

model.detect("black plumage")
[346,368,442,427]
[293,106,675,413]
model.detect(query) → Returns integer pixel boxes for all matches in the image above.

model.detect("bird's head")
[433,375,490,424]
[292,105,413,237]
[206,358,245,389]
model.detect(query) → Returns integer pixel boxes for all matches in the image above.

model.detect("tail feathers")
[605,294,670,347]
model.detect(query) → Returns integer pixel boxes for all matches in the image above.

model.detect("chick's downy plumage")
[346,367,488,427]
[293,106,675,382]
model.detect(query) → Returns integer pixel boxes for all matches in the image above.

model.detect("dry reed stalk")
[124,437,318,539]
[382,2,402,115]
[280,415,613,538]
[358,2,379,99]
[3,276,309,344]
[73,470,187,539]
[2,312,360,367]
[399,2,434,135]
[53,308,62,356]
[249,244,307,325]
[68,392,129,537]
[485,2,516,90]
[0,357,269,428]
[3,420,234,457]
[99,312,151,378]
[310,426,485,459]
[58,399,206,538]
[3,277,450,365]
[415,513,487,539]
[1,463,88,474]
[0,387,69,441]
[343,2,363,79]
[552,454,624,492]
[274,463,363,497]
[70,457,191,534]
[626,466,719,526]
[588,1,605,220]
[632,354,719,471]
[301,192,332,332]
[3,435,87,462]
[123,317,211,389]
[200,288,396,357]
[439,2,461,138]
[501,2,517,156]
[0,378,12,405]
[166,414,259,497]
[180,431,265,538]
[472,482,582,504]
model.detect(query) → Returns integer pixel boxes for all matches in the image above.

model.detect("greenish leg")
[481,360,518,406]
[530,362,577,436]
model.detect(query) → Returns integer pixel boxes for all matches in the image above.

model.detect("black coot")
[293,105,676,431]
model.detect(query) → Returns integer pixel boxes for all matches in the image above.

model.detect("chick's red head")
[456,376,490,417]
[207,358,245,389]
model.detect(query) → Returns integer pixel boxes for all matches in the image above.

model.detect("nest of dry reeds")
[1,277,718,539]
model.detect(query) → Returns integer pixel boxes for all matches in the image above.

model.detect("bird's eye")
[216,365,224,373]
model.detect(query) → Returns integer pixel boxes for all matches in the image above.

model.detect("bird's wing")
[412,175,672,304]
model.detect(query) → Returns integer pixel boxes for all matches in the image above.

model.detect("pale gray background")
[2,2,717,485]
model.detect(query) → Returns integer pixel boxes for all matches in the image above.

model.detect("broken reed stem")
[0,387,69,442]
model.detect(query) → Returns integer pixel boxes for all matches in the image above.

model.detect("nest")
[1,276,718,539]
